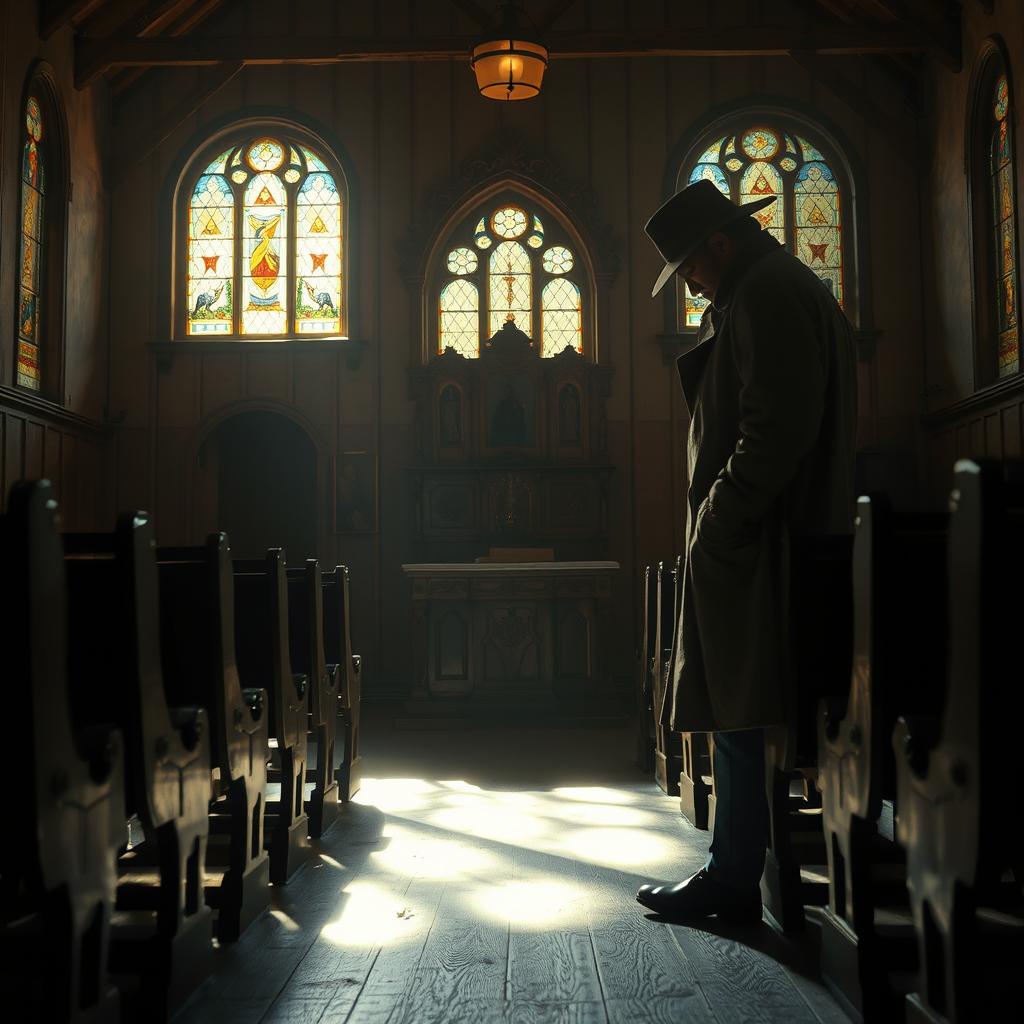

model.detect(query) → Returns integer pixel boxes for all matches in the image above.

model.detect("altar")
[403,560,620,722]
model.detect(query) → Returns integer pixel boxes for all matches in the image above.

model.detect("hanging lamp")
[470,1,548,101]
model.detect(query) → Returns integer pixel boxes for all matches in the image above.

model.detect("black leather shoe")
[636,868,762,924]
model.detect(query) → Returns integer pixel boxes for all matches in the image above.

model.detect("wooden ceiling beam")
[536,1,579,31]
[39,0,106,39]
[75,25,946,88]
[449,0,490,26]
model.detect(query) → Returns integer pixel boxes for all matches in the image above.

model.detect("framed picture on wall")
[333,451,378,534]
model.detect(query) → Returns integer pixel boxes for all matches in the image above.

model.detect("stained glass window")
[183,133,345,338]
[991,73,1019,377]
[489,241,532,337]
[542,279,582,355]
[434,198,589,358]
[17,96,45,389]
[680,121,848,330]
[439,280,479,358]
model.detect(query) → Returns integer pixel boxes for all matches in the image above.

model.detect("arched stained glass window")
[679,121,848,330]
[17,96,46,389]
[180,131,346,339]
[991,72,1019,376]
[432,197,588,358]
[542,279,582,354]
[439,280,479,358]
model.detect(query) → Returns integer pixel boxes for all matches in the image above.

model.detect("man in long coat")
[636,179,857,921]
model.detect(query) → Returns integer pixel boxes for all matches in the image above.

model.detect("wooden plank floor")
[173,709,850,1024]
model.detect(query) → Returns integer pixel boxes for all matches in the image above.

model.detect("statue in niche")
[439,384,462,447]
[559,383,582,445]
[491,382,527,447]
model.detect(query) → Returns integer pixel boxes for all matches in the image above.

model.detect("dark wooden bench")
[653,559,683,795]
[818,496,948,1019]
[893,459,1024,1024]
[286,559,341,838]
[762,532,854,932]
[0,482,124,1023]
[61,510,213,1020]
[233,551,311,883]
[635,564,657,773]
[157,536,270,942]
[321,565,363,802]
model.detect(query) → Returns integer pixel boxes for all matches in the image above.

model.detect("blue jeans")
[705,728,769,892]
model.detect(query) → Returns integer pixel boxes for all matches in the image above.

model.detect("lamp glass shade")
[471,38,547,101]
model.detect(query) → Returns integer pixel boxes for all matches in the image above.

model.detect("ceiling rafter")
[75,24,953,89]
[107,0,228,96]
[39,0,106,39]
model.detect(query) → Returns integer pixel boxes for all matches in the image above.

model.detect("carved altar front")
[403,561,620,719]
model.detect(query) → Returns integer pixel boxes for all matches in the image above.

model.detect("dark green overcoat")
[670,232,857,736]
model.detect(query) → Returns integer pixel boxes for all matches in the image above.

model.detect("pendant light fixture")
[470,1,548,101]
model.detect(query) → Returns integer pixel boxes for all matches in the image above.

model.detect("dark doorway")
[212,411,318,561]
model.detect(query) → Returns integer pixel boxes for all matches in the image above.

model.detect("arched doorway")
[206,410,318,561]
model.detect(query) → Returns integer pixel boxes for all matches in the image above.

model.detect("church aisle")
[173,712,848,1024]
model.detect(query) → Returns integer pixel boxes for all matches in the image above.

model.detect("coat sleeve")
[703,280,827,537]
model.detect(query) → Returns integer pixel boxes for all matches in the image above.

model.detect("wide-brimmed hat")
[645,179,776,297]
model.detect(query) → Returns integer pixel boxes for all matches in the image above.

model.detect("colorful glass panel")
[488,240,532,337]
[527,214,545,249]
[740,162,785,241]
[680,122,847,330]
[542,245,574,274]
[203,148,231,174]
[689,162,729,193]
[542,279,582,355]
[697,137,726,164]
[992,73,1019,376]
[447,247,478,275]
[246,137,285,171]
[474,217,493,249]
[296,169,341,335]
[241,172,287,335]
[741,127,779,160]
[796,162,843,304]
[798,135,826,162]
[17,97,45,388]
[439,280,479,357]
[491,206,528,239]
[187,173,234,335]
[183,136,344,339]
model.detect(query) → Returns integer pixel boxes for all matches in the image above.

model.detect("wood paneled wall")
[93,0,930,696]
[921,1,1024,504]
[0,0,112,529]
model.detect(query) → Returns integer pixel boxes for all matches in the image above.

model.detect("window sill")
[922,371,1024,428]
[149,337,368,371]
[0,384,109,435]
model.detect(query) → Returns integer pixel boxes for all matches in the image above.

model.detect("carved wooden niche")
[408,320,613,557]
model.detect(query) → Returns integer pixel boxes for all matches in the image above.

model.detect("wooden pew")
[286,559,341,838]
[679,732,713,830]
[635,564,657,772]
[62,510,213,1020]
[818,496,948,1019]
[321,565,363,802]
[157,537,271,942]
[233,551,311,883]
[653,559,683,795]
[893,459,1024,1024]
[0,482,124,1023]
[762,533,854,932]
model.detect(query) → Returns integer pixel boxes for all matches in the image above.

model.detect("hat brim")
[649,195,777,298]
